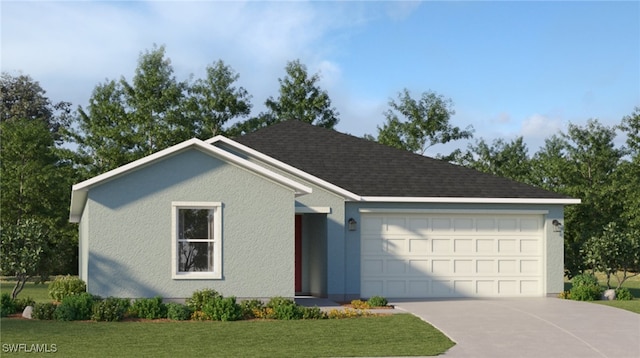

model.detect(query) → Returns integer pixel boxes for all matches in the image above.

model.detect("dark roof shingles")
[235,120,569,199]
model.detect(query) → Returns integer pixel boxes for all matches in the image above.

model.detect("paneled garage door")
[360,212,545,298]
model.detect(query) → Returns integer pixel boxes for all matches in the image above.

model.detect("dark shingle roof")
[235,120,570,199]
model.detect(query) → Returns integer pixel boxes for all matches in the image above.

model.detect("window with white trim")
[171,202,222,279]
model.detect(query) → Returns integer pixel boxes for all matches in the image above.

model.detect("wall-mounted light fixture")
[348,218,357,231]
[552,219,564,232]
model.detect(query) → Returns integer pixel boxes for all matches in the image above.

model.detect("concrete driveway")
[393,298,640,358]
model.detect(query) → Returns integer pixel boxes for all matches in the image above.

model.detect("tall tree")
[532,119,624,277]
[229,59,338,136]
[375,89,473,157]
[618,107,640,230]
[71,45,192,175]
[1,72,71,141]
[266,59,339,128]
[187,60,252,138]
[0,73,78,283]
[453,137,533,185]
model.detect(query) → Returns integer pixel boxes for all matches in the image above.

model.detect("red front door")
[295,215,302,293]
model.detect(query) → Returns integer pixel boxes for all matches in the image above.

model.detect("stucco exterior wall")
[83,149,296,299]
[345,202,566,297]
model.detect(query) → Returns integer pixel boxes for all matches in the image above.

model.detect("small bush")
[131,296,167,319]
[0,293,16,317]
[615,287,634,301]
[350,299,370,309]
[202,296,243,321]
[166,303,192,321]
[569,273,602,301]
[48,275,86,302]
[186,289,221,312]
[570,284,602,301]
[55,292,94,321]
[32,302,57,320]
[300,306,326,319]
[327,308,372,319]
[571,273,599,288]
[92,297,131,322]
[266,297,302,320]
[557,290,571,300]
[190,310,208,321]
[240,299,264,319]
[14,297,36,312]
[367,296,388,307]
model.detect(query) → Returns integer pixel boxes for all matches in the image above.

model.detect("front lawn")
[564,272,640,314]
[0,281,50,303]
[0,314,454,357]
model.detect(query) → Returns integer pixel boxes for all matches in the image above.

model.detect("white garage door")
[360,212,545,298]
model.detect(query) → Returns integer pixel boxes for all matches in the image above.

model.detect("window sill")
[172,273,222,280]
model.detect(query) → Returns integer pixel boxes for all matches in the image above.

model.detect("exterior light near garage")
[348,218,357,231]
[552,219,564,232]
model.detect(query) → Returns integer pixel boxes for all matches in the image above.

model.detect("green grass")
[0,314,454,357]
[564,272,640,314]
[0,282,51,302]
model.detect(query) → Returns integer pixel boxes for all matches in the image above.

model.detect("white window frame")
[171,201,222,279]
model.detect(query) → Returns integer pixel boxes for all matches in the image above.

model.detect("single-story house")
[69,120,580,301]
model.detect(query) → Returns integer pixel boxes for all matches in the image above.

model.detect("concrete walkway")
[393,298,640,358]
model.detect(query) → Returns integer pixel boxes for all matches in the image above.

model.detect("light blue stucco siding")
[345,202,566,297]
[83,149,296,299]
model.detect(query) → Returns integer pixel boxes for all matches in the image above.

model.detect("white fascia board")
[208,136,362,201]
[360,196,582,205]
[69,138,312,223]
[295,205,332,214]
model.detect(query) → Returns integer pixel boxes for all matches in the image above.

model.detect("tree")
[187,60,252,138]
[583,222,640,289]
[1,74,78,280]
[375,89,473,157]
[532,120,625,277]
[453,137,533,184]
[0,218,49,299]
[1,72,72,142]
[230,59,339,135]
[618,107,640,230]
[71,45,192,175]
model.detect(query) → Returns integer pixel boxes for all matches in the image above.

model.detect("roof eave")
[359,196,581,205]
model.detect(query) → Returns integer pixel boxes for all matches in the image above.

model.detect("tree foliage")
[69,46,255,175]
[0,73,78,282]
[453,137,533,185]
[375,89,473,157]
[229,59,338,136]
[187,60,252,138]
[583,222,640,289]
[0,218,49,299]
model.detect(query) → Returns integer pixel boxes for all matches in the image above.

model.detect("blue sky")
[2,1,638,156]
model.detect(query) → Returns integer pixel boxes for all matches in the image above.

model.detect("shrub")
[48,275,86,302]
[367,296,388,307]
[190,310,208,321]
[55,292,94,321]
[92,297,131,322]
[186,289,221,312]
[615,287,634,301]
[300,306,326,319]
[570,273,602,301]
[327,308,372,319]
[32,302,57,320]
[14,297,36,312]
[350,299,370,309]
[202,296,243,321]
[240,299,264,319]
[166,303,192,321]
[0,293,16,317]
[570,284,602,301]
[266,297,302,320]
[557,290,571,300]
[131,296,167,319]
